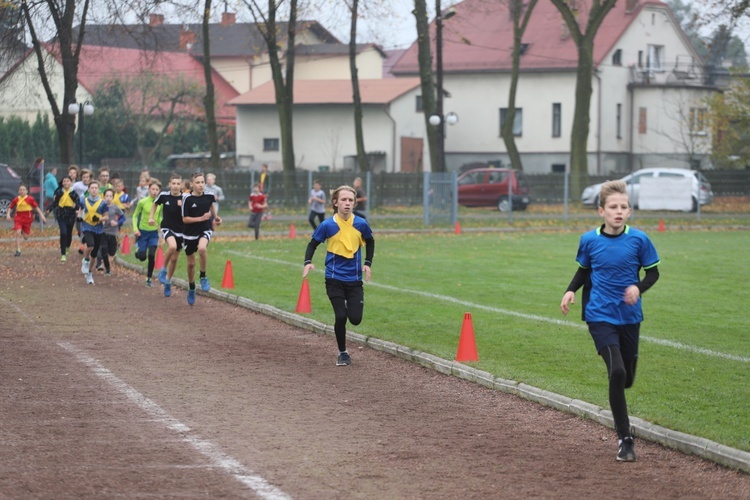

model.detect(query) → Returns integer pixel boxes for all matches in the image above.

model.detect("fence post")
[564,168,569,224]
[451,171,458,227]
[423,172,431,226]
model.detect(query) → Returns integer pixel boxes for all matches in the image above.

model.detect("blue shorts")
[587,322,640,359]
[136,229,159,250]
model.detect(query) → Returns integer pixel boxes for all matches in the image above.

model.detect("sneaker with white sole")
[617,436,637,462]
[336,352,351,366]
[86,273,94,285]
[81,259,90,274]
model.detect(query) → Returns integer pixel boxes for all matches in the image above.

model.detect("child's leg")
[254,212,262,240]
[57,219,68,255]
[14,229,22,252]
[146,246,157,279]
[186,253,196,284]
[344,284,365,326]
[167,252,179,280]
[308,211,317,230]
[197,238,209,273]
[600,344,631,439]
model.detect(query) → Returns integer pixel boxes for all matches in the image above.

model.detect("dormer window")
[520,43,529,55]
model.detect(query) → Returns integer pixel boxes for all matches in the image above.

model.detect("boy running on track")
[46,176,80,261]
[132,181,163,287]
[6,184,47,256]
[303,185,374,366]
[560,180,660,463]
[79,181,109,285]
[99,189,126,276]
[150,174,185,298]
[181,172,221,305]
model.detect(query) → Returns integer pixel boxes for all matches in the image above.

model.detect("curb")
[116,257,750,474]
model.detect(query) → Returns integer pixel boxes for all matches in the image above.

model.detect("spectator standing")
[43,165,58,208]
[204,173,225,213]
[307,179,326,230]
[353,176,367,219]
[247,182,267,240]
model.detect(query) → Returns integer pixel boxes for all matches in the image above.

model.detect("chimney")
[180,29,196,50]
[625,0,638,13]
[149,13,164,26]
[222,12,236,26]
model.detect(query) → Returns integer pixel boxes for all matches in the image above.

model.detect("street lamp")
[429,1,456,172]
[68,100,95,165]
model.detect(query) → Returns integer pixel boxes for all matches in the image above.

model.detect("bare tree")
[502,0,539,172]
[548,0,617,197]
[201,0,220,171]
[20,0,92,165]
[412,0,440,173]
[346,0,368,172]
[243,0,299,201]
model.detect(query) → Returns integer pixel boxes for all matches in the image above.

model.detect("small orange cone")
[289,223,297,239]
[121,234,131,254]
[455,221,462,234]
[155,246,164,269]
[456,312,479,362]
[658,219,665,232]
[221,260,235,289]
[295,278,312,313]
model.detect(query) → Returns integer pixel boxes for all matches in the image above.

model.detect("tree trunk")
[413,0,439,173]
[349,0,368,173]
[202,0,220,171]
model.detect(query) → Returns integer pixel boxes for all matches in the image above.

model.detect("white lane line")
[57,342,291,500]
[227,251,750,364]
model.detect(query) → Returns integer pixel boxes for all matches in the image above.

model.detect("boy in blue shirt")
[560,180,660,462]
[303,185,374,366]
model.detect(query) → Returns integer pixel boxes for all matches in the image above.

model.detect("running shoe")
[86,273,94,285]
[164,282,172,297]
[14,250,20,257]
[617,437,637,462]
[61,254,67,263]
[146,278,153,287]
[158,268,168,285]
[81,258,90,274]
[336,352,351,366]
[187,289,196,305]
[105,271,112,276]
[200,276,210,292]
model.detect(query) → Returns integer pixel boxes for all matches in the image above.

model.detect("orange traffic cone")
[658,219,665,232]
[456,312,479,362]
[221,260,235,289]
[455,221,462,234]
[155,246,164,269]
[295,278,312,313]
[289,223,297,239]
[121,234,131,255]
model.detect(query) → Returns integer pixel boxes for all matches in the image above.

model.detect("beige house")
[233,0,717,174]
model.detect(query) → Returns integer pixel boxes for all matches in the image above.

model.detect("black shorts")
[587,322,640,359]
[325,278,364,303]
[160,228,184,251]
[183,230,212,256]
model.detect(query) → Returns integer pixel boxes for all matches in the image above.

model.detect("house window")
[552,103,561,137]
[551,163,566,173]
[616,103,622,139]
[638,107,647,134]
[416,95,423,112]
[612,49,622,66]
[638,50,643,68]
[263,138,280,151]
[500,108,523,137]
[648,44,665,72]
[690,107,707,134]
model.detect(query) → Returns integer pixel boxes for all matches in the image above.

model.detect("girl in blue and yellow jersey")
[303,185,374,367]
[46,176,80,261]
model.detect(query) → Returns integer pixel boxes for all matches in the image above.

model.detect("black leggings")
[600,345,638,439]
[326,279,364,352]
[308,211,324,230]
[57,218,75,255]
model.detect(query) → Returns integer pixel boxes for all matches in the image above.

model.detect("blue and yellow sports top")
[311,213,373,281]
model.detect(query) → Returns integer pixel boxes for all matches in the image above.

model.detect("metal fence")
[11,163,750,211]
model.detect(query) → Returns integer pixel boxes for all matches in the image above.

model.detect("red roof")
[229,78,422,106]
[392,0,667,74]
[52,44,238,123]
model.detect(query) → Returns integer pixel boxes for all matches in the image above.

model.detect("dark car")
[457,168,531,212]
[0,164,22,218]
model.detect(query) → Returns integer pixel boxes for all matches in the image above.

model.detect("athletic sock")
[189,282,196,290]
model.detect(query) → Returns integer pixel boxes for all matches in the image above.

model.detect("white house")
[233,0,717,174]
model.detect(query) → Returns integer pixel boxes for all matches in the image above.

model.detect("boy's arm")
[132,200,142,232]
[302,238,322,277]
[147,200,158,225]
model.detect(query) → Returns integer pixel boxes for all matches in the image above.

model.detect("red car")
[457,168,531,212]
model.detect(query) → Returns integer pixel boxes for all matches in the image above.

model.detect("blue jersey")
[312,213,373,281]
[576,225,660,325]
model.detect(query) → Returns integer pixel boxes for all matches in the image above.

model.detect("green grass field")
[123,227,750,452]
